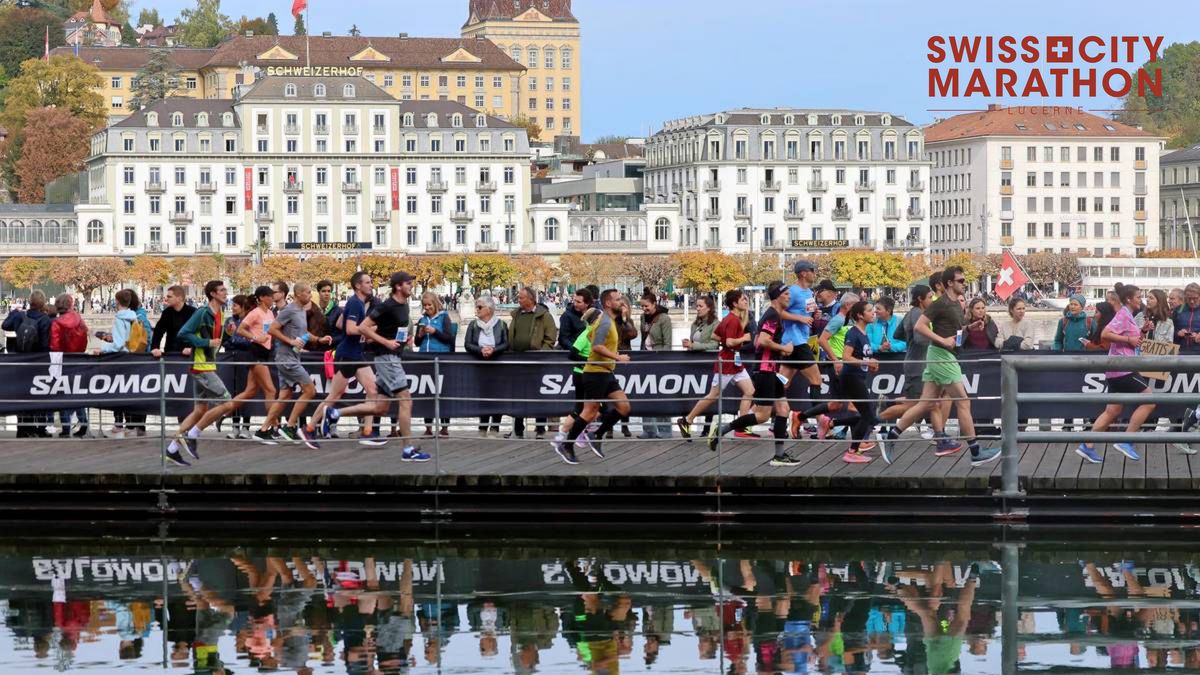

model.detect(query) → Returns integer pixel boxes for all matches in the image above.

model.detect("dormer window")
[760,114,770,125]
[172,112,183,127]
[881,115,892,125]
[146,112,158,126]
[475,114,486,127]
[403,112,414,127]
[832,115,842,125]
[807,114,817,125]
[197,112,209,126]
[313,83,326,97]
[284,83,297,97]
[222,112,233,127]
[715,114,726,124]
[426,112,439,128]
[784,114,794,125]
[343,84,355,98]
[854,114,864,126]
[451,113,463,128]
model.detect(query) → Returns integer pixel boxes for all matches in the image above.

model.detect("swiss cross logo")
[1046,36,1073,63]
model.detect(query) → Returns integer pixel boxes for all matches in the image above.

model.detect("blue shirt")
[334,295,369,361]
[782,284,815,346]
[843,325,873,381]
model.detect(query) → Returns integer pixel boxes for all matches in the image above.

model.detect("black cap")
[815,279,837,294]
[390,271,414,287]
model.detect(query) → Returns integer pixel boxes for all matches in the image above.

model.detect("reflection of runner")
[892,562,980,675]
[561,560,631,675]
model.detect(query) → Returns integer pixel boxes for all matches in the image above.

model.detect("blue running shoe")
[358,430,387,447]
[401,446,431,462]
[1114,442,1140,461]
[298,425,320,450]
[1076,443,1102,464]
[322,407,340,438]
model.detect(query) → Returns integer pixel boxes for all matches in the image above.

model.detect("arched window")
[854,114,865,126]
[284,83,297,97]
[313,83,326,97]
[222,112,233,126]
[451,113,463,128]
[403,112,414,127]
[831,115,842,125]
[527,46,538,68]
[475,114,486,127]
[171,113,183,127]
[544,217,559,241]
[197,112,209,126]
[343,84,356,98]
[654,217,670,241]
[146,112,158,126]
[426,112,439,127]
[543,47,555,69]
[87,220,104,243]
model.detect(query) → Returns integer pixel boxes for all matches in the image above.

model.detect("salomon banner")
[1,351,1198,418]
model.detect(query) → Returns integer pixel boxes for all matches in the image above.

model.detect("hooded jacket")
[557,303,587,351]
[1053,309,1092,351]
[508,304,557,352]
[100,308,139,353]
[866,314,907,354]
[639,304,672,351]
[50,311,89,353]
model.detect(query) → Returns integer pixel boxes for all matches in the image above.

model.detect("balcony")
[906,207,925,219]
[1000,159,1014,169]
[451,209,474,222]
[285,124,299,135]
[734,209,750,220]
[476,180,496,193]
[426,242,449,253]
[475,241,500,252]
[808,180,828,192]
[1135,209,1147,220]
[704,180,721,191]
[887,238,926,250]
[760,180,780,192]
[1135,235,1148,246]
[1135,159,1147,170]
[371,209,392,222]
[1000,235,1015,246]
[832,206,851,220]
[144,181,165,194]
[343,125,359,135]
[703,208,721,220]
[195,243,214,253]
[255,210,273,223]
[194,181,216,194]
[144,241,166,254]
[372,125,386,135]
[168,210,192,224]
[427,180,447,193]
[341,181,361,193]
[1000,209,1014,221]
[883,208,901,220]
[283,180,304,194]
[853,239,876,249]
[784,208,806,220]
[907,180,925,192]
[855,181,875,192]
[314,125,329,135]
[1000,185,1014,195]
[703,239,721,250]
[255,125,268,134]
[762,241,785,251]
[1134,184,1148,196]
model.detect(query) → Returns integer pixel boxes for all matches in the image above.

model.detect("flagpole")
[305,2,310,68]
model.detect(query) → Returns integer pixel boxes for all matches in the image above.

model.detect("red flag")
[44,26,49,62]
[994,250,1030,301]
[291,0,307,19]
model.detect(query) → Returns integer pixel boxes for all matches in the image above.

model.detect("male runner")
[259,282,331,449]
[164,280,231,466]
[779,261,825,423]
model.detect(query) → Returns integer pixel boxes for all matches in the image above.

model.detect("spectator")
[4,290,53,438]
[960,298,998,351]
[91,289,152,438]
[638,292,673,438]
[557,288,593,351]
[506,287,557,439]
[50,293,89,438]
[465,295,509,437]
[415,292,454,437]
[1137,289,1175,344]
[997,298,1036,350]
[866,296,906,355]
[1175,283,1200,355]
[1052,294,1092,352]
[615,298,638,351]
[316,279,343,351]
[150,285,196,358]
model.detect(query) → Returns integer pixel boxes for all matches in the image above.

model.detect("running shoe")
[934,438,963,456]
[789,412,803,439]
[816,415,832,440]
[237,431,251,440]
[253,429,278,445]
[831,426,849,440]
[1113,443,1141,461]
[970,446,1002,467]
[675,417,692,439]
[707,422,721,452]
[321,407,340,438]
[297,425,321,450]
[1174,443,1198,455]
[552,439,579,465]
[182,433,199,460]
[769,454,802,467]
[920,426,935,440]
[1075,443,1102,464]
[858,440,876,452]
[275,426,299,443]
[842,450,871,464]
[401,446,431,462]
[575,431,604,459]
[164,445,191,467]
[358,431,387,447]
[1183,407,1199,433]
[875,430,892,465]
[733,430,761,439]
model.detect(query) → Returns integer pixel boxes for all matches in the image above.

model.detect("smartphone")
[1078,337,1088,345]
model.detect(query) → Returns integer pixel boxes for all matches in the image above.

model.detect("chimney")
[398,32,408,39]
[321,31,331,37]
[987,103,1002,112]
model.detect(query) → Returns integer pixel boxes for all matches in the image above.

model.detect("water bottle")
[395,325,408,344]
[294,332,309,353]
[955,331,963,347]
[733,351,743,367]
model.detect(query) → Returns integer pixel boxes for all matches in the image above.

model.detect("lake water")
[1,527,1194,673]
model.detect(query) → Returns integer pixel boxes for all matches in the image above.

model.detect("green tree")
[512,114,542,141]
[2,257,47,293]
[119,21,138,46]
[670,252,747,294]
[136,8,161,27]
[0,8,66,82]
[128,47,180,111]
[233,15,274,36]
[0,55,105,134]
[176,0,232,48]
[465,254,519,294]
[293,13,305,36]
[592,135,630,144]
[266,11,278,35]
[1119,41,1200,148]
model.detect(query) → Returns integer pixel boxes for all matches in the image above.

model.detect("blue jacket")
[415,311,455,353]
[3,308,53,352]
[865,314,906,354]
[1176,304,1200,354]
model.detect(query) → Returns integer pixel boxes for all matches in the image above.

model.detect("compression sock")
[593,408,624,439]
[566,415,588,442]
[967,437,980,457]
[721,413,759,437]
[773,415,789,457]
[886,426,901,441]
[186,427,200,439]
[801,402,831,419]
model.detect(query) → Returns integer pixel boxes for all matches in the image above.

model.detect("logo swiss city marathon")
[926,35,1164,99]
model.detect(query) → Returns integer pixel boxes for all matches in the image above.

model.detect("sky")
[134,0,1200,139]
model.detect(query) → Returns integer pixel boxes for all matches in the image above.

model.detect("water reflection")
[1,547,1196,673]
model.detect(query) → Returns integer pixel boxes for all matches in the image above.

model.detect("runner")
[551,306,602,458]
[352,271,430,461]
[553,288,631,465]
[259,282,332,450]
[236,286,280,445]
[778,261,824,419]
[676,289,755,439]
[707,281,800,466]
[878,285,938,428]
[875,266,1001,467]
[303,271,383,446]
[838,300,880,464]
[1076,283,1153,464]
[163,280,231,466]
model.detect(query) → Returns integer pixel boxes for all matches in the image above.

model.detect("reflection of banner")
[1140,340,1180,381]
[3,351,1200,418]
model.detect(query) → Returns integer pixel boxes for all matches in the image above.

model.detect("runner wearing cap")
[779,261,827,432]
[708,281,800,466]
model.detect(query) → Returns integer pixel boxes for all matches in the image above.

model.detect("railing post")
[1000,542,1020,675]
[999,357,1022,497]
[159,357,167,471]
[433,357,441,473]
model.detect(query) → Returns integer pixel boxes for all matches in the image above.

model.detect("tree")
[904,255,932,285]
[233,15,275,36]
[128,254,172,295]
[0,8,65,84]
[352,254,404,288]
[1023,251,1081,289]
[2,257,47,293]
[299,255,350,287]
[49,256,125,302]
[670,252,746,294]
[129,47,180,110]
[184,255,220,287]
[943,252,981,283]
[621,255,679,292]
[408,255,448,293]
[176,0,232,48]
[13,107,93,203]
[136,8,161,27]
[511,115,543,142]
[559,253,618,287]
[466,254,519,294]
[734,253,785,286]
[0,55,106,134]
[266,11,278,35]
[828,252,911,290]
[591,135,630,144]
[293,13,305,36]
[514,255,556,289]
[348,24,360,37]
[120,21,138,46]
[1119,41,1200,148]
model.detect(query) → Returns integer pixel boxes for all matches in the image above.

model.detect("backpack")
[14,314,40,353]
[126,317,149,353]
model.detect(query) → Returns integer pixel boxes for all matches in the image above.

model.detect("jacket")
[100,308,139,354]
[617,313,638,351]
[1136,312,1175,343]
[866,315,907,354]
[222,315,253,353]
[996,318,1036,350]
[1175,303,1200,354]
[686,318,719,351]
[50,311,89,353]
[1053,310,1092,351]
[3,308,52,352]
[960,317,999,351]
[557,304,587,351]
[508,305,557,352]
[464,318,510,357]
[178,305,222,372]
[639,305,672,351]
[323,301,344,351]
[415,311,455,353]
[151,305,196,353]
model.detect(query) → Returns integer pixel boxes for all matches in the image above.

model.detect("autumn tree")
[129,47,180,111]
[515,255,557,290]
[128,255,172,295]
[407,256,448,293]
[2,257,47,293]
[559,253,618,287]
[943,252,981,283]
[670,252,747,294]
[622,255,680,293]
[734,253,785,286]
[352,254,404,288]
[903,255,932,285]
[299,255,351,287]
[233,15,276,36]
[511,115,543,142]
[13,107,92,203]
[49,257,125,302]
[0,55,106,134]
[176,0,232,48]
[828,252,911,290]
[1023,251,1081,289]
[466,254,519,294]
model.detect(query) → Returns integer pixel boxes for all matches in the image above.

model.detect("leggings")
[841,375,876,451]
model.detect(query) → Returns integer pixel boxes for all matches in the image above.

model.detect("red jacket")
[50,311,89,353]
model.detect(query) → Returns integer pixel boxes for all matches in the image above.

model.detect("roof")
[925,104,1155,143]
[466,0,576,23]
[398,100,517,128]
[68,0,119,27]
[1162,145,1200,165]
[240,75,395,102]
[657,108,914,134]
[112,99,238,129]
[49,46,214,71]
[204,35,524,71]
[581,142,644,159]
[0,204,76,215]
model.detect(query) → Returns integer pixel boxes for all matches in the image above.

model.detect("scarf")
[477,315,500,349]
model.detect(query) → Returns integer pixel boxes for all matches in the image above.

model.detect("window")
[343,84,355,97]
[284,83,297,97]
[123,137,134,151]
[149,196,161,215]
[406,195,418,214]
[225,226,237,247]
[504,166,515,184]
[225,137,236,152]
[561,47,572,69]
[123,196,135,214]
[174,138,185,152]
[1110,147,1120,161]
[123,167,134,184]
[402,75,412,88]
[407,224,418,246]
[528,47,538,68]
[1025,172,1036,187]
[544,217,558,241]
[225,197,236,215]
[420,74,430,87]
[1094,146,1104,161]
[384,75,394,88]
[316,195,328,216]
[431,195,442,214]
[1135,146,1146,161]
[438,75,448,88]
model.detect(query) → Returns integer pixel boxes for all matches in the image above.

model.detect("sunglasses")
[953,278,966,284]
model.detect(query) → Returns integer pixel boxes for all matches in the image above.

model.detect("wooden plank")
[1137,443,1164,491]
[1031,443,1068,491]
[1166,442,1192,490]
[1054,441,1086,490]
[1099,442,1128,491]
[873,438,933,491]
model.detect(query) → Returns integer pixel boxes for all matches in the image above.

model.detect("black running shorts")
[751,371,786,407]
[580,372,621,403]
[1106,373,1150,395]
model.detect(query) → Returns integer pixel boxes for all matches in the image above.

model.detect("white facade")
[79,75,532,259]
[527,202,681,255]
[643,108,930,255]
[1078,257,1200,302]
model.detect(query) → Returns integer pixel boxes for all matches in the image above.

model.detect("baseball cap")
[815,279,837,294]
[390,271,415,287]
[793,260,816,274]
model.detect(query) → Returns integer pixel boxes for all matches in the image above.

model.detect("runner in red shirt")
[676,289,755,438]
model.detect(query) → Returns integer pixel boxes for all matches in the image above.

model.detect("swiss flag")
[994,250,1030,301]
[291,0,307,19]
